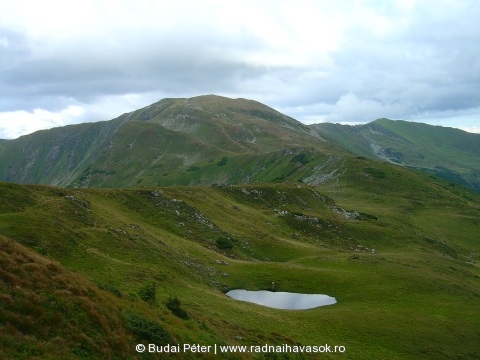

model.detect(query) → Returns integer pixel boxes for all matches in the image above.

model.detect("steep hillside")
[311,119,480,191]
[0,155,479,359]
[2,97,478,192]
[0,96,338,188]
[0,119,126,187]
[0,234,135,359]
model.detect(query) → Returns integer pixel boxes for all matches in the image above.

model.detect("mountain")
[0,95,342,188]
[117,95,323,152]
[1,96,479,192]
[310,118,480,191]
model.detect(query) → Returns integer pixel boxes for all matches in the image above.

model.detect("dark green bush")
[166,296,190,320]
[217,157,228,166]
[138,282,156,304]
[124,312,172,345]
[215,237,233,249]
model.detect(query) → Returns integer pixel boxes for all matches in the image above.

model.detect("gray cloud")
[0,0,479,138]
[0,25,270,111]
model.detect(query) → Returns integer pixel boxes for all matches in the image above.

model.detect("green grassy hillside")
[72,137,342,188]
[117,95,323,153]
[0,95,336,189]
[1,154,479,359]
[0,119,126,187]
[2,97,478,193]
[0,234,137,359]
[311,119,480,191]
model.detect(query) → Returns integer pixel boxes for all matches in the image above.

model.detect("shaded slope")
[0,119,126,187]
[73,137,345,188]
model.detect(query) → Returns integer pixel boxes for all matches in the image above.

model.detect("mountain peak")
[114,95,321,152]
[0,95,335,187]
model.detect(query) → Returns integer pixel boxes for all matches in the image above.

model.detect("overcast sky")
[1,0,479,139]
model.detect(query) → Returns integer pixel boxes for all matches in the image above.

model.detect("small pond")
[226,290,336,310]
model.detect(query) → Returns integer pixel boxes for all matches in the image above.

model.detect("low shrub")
[217,157,228,166]
[166,296,190,320]
[138,282,156,304]
[124,312,172,345]
[215,237,233,250]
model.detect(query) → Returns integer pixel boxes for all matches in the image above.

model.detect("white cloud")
[459,127,480,134]
[325,92,409,123]
[0,105,86,139]
[277,102,333,124]
[0,92,185,139]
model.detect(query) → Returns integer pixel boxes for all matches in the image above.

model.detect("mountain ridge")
[310,118,480,191]
[0,95,341,188]
[1,95,479,192]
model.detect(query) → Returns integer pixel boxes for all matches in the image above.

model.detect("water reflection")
[226,290,336,310]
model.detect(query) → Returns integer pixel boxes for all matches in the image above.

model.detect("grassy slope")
[0,156,479,359]
[375,119,480,167]
[0,119,126,187]
[72,131,341,188]
[70,95,338,188]
[0,96,333,189]
[120,95,323,153]
[311,119,480,191]
[0,234,134,360]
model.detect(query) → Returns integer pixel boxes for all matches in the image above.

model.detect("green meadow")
[1,154,479,359]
